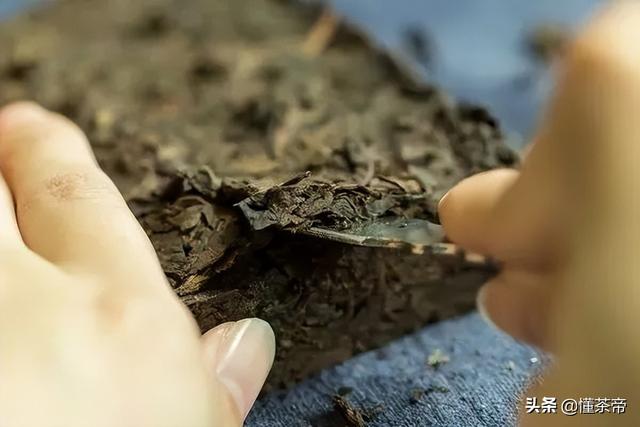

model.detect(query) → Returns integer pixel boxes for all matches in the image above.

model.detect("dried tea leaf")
[332,395,368,427]
[427,348,450,368]
[237,174,428,233]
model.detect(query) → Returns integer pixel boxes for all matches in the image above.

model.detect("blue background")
[1,1,603,425]
[329,0,602,140]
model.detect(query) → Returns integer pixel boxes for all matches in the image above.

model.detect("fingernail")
[215,318,275,419]
[476,286,501,333]
[438,190,451,212]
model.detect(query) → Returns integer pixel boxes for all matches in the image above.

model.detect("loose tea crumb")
[427,348,450,368]
[332,395,383,427]
[409,388,425,404]
[426,385,450,394]
[402,25,432,68]
[332,395,367,427]
[337,386,354,397]
[527,23,569,63]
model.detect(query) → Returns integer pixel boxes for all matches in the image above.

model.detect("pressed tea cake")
[0,0,517,387]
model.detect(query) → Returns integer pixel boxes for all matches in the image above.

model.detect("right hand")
[439,3,640,425]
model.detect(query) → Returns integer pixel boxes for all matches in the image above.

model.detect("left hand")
[0,102,275,427]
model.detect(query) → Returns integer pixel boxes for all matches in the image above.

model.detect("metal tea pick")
[300,217,494,270]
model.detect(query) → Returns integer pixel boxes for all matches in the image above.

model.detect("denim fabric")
[247,313,544,427]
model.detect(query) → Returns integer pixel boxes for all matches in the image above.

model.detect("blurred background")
[1,0,603,144]
[326,0,603,143]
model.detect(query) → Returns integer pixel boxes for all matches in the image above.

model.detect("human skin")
[439,2,640,425]
[0,104,275,426]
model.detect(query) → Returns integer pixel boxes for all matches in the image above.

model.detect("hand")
[0,103,275,427]
[439,2,640,425]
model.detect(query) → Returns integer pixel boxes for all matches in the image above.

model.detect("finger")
[438,169,519,255]
[0,102,162,283]
[441,2,640,266]
[202,318,275,422]
[0,172,21,245]
[535,1,640,219]
[476,268,554,350]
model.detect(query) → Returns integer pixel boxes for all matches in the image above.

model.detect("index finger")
[0,102,167,290]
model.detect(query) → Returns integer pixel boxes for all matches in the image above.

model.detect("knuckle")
[91,283,146,330]
[92,284,180,332]
[93,288,134,328]
[44,170,108,202]
[18,168,123,212]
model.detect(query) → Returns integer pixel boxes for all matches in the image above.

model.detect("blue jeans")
[247,313,544,427]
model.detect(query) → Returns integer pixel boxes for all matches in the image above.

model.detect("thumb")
[201,318,276,424]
